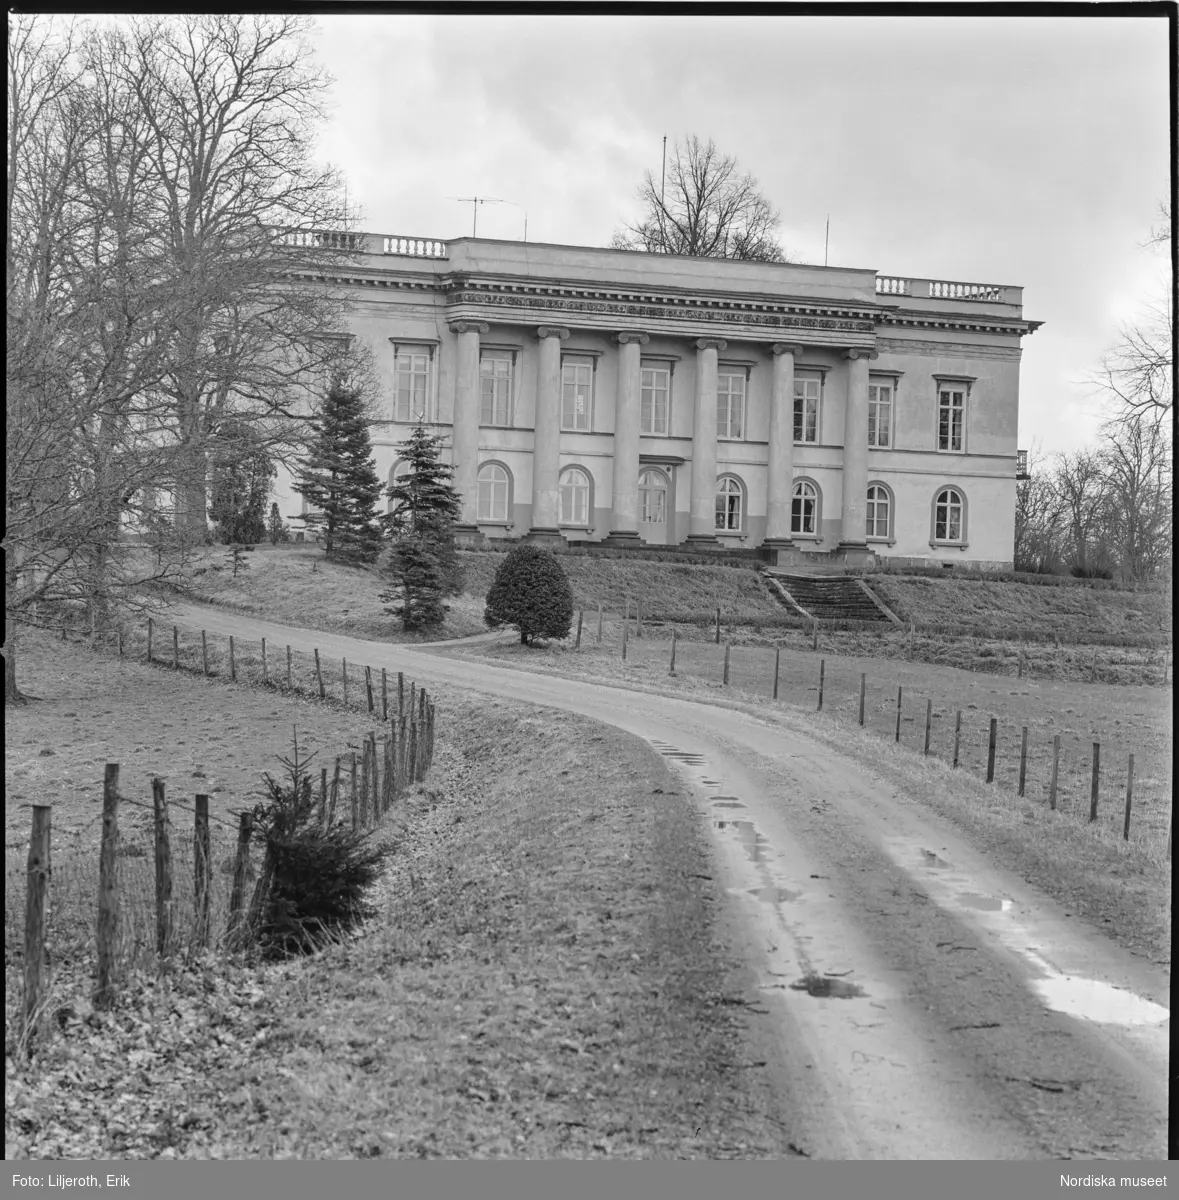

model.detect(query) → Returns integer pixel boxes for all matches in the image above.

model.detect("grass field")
[5,631,794,1159]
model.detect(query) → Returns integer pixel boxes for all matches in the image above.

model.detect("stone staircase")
[765,573,898,624]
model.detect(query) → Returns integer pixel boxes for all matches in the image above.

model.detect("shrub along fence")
[573,614,1173,862]
[10,644,438,1056]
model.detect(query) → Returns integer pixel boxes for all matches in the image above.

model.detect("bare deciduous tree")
[612,135,790,262]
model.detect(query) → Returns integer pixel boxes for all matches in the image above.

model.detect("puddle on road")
[712,800,746,810]
[748,886,801,904]
[1032,975,1170,1026]
[790,973,866,999]
[958,893,1013,912]
[713,819,771,864]
[921,850,950,869]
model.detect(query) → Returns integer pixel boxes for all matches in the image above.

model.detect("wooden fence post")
[365,665,374,714]
[410,717,420,784]
[229,635,236,682]
[986,718,998,783]
[342,658,348,705]
[261,637,268,685]
[359,742,370,829]
[1049,735,1061,810]
[314,649,325,700]
[194,795,211,949]
[152,778,173,958]
[398,671,405,718]
[95,765,120,1008]
[1017,643,1024,679]
[722,642,730,685]
[858,673,866,727]
[227,812,253,942]
[923,699,933,755]
[350,753,358,831]
[669,628,678,676]
[118,628,124,659]
[1123,755,1134,841]
[597,602,603,645]
[285,645,292,691]
[201,630,209,676]
[319,769,328,828]
[894,686,903,742]
[328,758,341,826]
[23,805,52,1053]
[952,711,961,768]
[812,619,819,652]
[622,621,628,661]
[172,625,179,670]
[817,658,824,711]
[715,607,721,645]
[625,596,631,633]
[636,597,643,638]
[1091,646,1098,683]
[1018,727,1029,797]
[575,609,583,650]
[773,647,781,700]
[147,617,153,663]
[908,622,914,661]
[382,668,389,721]
[1089,742,1100,822]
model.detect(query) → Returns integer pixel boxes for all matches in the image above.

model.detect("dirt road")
[167,602,1169,1160]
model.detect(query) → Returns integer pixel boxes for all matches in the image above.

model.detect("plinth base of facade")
[524,527,566,546]
[833,542,877,570]
[604,529,642,547]
[453,523,485,548]
[682,534,722,551]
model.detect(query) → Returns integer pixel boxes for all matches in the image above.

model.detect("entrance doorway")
[637,467,672,546]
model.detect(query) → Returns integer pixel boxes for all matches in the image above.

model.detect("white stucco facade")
[275,234,1040,570]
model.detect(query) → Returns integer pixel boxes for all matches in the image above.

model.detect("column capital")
[772,342,806,357]
[841,347,879,361]
[537,325,570,341]
[616,330,650,346]
[448,320,489,336]
[695,337,727,352]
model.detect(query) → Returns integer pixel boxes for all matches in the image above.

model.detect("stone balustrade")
[382,236,448,259]
[875,275,912,295]
[877,275,1020,306]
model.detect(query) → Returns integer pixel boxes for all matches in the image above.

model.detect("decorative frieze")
[447,289,875,334]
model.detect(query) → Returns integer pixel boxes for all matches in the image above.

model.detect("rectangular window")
[868,381,893,448]
[716,370,746,440]
[640,363,671,436]
[937,385,966,452]
[480,351,514,426]
[793,375,821,443]
[392,345,433,422]
[561,356,594,431]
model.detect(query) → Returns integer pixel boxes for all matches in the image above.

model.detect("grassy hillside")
[174,544,1170,648]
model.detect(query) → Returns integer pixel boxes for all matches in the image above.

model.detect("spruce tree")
[293,378,383,563]
[380,424,464,630]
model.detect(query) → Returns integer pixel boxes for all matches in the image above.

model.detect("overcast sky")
[312,14,1171,455]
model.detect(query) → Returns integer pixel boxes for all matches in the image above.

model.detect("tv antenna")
[449,196,509,238]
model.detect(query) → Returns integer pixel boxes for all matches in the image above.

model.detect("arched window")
[791,480,819,536]
[638,468,667,524]
[866,484,892,540]
[559,466,591,526]
[477,462,511,523]
[933,487,965,543]
[715,475,744,532]
[386,459,412,514]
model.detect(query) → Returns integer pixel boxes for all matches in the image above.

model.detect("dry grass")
[871,575,1171,642]
[5,630,794,1159]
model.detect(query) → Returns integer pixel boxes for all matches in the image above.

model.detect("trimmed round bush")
[484,544,574,645]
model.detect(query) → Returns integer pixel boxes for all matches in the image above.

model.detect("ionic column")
[687,337,726,544]
[530,325,569,537]
[609,331,649,543]
[839,347,876,550]
[765,342,805,546]
[448,320,488,529]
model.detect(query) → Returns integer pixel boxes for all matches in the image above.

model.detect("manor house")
[276,233,1041,569]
